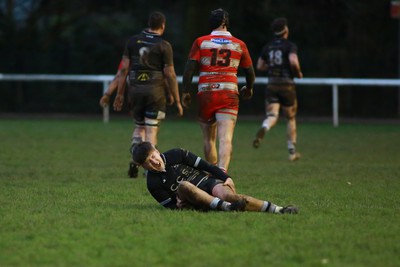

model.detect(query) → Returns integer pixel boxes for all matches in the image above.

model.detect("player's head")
[148,11,166,31]
[131,142,165,172]
[131,141,154,165]
[209,8,229,30]
[271,17,288,37]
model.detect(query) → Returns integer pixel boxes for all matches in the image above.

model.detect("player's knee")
[222,192,241,202]
[177,181,192,194]
[135,121,145,128]
[204,139,215,148]
[213,184,238,201]
[286,112,296,120]
[218,133,233,146]
[144,118,161,128]
[266,111,278,118]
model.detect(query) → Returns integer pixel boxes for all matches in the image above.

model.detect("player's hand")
[99,94,110,108]
[176,196,184,208]
[176,102,183,117]
[176,195,193,209]
[240,86,253,100]
[113,94,124,111]
[181,92,191,108]
[167,93,174,106]
[224,178,236,194]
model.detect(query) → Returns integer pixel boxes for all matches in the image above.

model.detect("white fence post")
[332,84,339,127]
[102,80,110,123]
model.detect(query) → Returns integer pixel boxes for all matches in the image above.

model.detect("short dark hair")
[209,8,229,30]
[131,142,154,165]
[148,11,166,30]
[271,17,288,36]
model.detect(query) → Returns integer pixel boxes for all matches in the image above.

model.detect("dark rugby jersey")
[260,37,298,85]
[123,30,174,83]
[146,148,229,209]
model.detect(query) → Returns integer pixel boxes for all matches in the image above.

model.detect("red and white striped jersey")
[188,31,253,93]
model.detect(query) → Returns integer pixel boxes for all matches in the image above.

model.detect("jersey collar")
[211,31,232,36]
[143,29,161,36]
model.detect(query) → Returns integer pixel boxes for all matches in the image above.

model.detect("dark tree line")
[0,0,398,118]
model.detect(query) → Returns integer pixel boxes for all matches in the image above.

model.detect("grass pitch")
[0,118,399,267]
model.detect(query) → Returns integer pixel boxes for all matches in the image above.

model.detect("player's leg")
[128,85,165,177]
[262,102,280,131]
[282,97,300,161]
[214,92,239,171]
[127,93,146,178]
[144,91,166,146]
[199,121,218,166]
[144,117,161,146]
[197,92,219,166]
[237,194,298,214]
[253,103,280,148]
[177,181,245,211]
[129,113,158,179]
[215,118,236,172]
[212,184,298,214]
[128,122,145,177]
[131,123,145,146]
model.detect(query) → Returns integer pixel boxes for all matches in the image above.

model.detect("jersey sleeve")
[122,37,132,58]
[289,42,298,54]
[196,158,230,181]
[147,175,178,209]
[152,189,178,209]
[168,148,230,181]
[239,42,253,68]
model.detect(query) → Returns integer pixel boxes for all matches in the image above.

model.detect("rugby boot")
[288,151,301,162]
[278,205,299,214]
[128,161,139,178]
[252,127,266,149]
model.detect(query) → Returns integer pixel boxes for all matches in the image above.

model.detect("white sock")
[210,197,231,211]
[210,197,221,209]
[261,201,282,213]
[288,141,296,153]
[262,119,270,130]
[131,136,143,146]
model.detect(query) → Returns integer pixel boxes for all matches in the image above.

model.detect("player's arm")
[99,69,120,108]
[181,59,199,108]
[256,57,268,71]
[162,41,183,116]
[113,56,129,111]
[169,148,236,193]
[164,65,183,116]
[171,148,230,181]
[152,189,178,209]
[163,79,174,105]
[240,65,255,100]
[289,53,303,78]
[185,151,236,193]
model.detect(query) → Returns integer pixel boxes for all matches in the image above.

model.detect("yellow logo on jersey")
[137,73,150,81]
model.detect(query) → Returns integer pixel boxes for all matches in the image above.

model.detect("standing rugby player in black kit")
[113,12,183,177]
[253,17,303,161]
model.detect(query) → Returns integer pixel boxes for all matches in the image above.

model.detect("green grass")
[0,118,399,267]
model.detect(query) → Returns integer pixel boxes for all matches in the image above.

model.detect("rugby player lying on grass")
[131,142,298,214]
